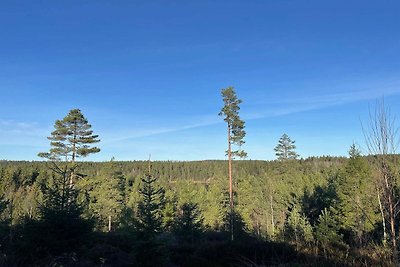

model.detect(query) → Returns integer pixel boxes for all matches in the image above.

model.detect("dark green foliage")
[0,197,9,255]
[8,155,94,265]
[284,205,313,250]
[219,86,247,158]
[0,199,7,216]
[274,133,299,160]
[172,202,204,243]
[175,235,299,267]
[38,108,100,161]
[334,144,378,246]
[222,209,248,241]
[0,157,396,265]
[162,193,177,231]
[136,174,165,239]
[133,240,168,267]
[89,160,126,231]
[40,167,80,213]
[315,208,344,258]
[11,167,93,265]
[13,209,93,265]
[38,109,101,221]
[302,179,338,225]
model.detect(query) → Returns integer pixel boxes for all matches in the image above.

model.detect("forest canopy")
[0,101,398,266]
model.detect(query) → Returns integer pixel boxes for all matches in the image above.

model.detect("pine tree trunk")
[67,170,75,208]
[69,172,74,190]
[72,120,77,162]
[228,124,234,241]
[68,120,77,206]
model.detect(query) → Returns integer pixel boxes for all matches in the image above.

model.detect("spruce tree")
[315,208,343,258]
[334,144,377,246]
[219,86,246,241]
[285,205,313,251]
[90,159,125,232]
[172,203,204,244]
[24,167,93,263]
[274,134,299,160]
[136,173,165,239]
[40,167,79,213]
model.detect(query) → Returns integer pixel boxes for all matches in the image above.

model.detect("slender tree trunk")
[383,168,398,264]
[69,172,74,190]
[67,170,75,208]
[61,169,67,211]
[70,124,77,184]
[389,207,398,265]
[28,206,33,219]
[363,100,399,264]
[108,215,112,232]
[228,124,234,241]
[68,123,77,207]
[378,192,387,245]
[387,185,398,264]
[72,120,77,163]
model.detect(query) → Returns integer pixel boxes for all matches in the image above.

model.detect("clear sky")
[1,0,400,161]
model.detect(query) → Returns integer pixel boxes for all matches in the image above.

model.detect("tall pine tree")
[38,109,100,203]
[219,86,246,241]
[38,109,100,162]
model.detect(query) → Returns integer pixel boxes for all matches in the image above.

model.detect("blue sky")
[1,0,400,161]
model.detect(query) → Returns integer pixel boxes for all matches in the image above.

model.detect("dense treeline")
[0,155,396,266]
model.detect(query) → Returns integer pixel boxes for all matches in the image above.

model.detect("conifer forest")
[0,89,399,266]
[1,2,400,266]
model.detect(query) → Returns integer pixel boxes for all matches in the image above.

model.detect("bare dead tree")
[362,98,400,264]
